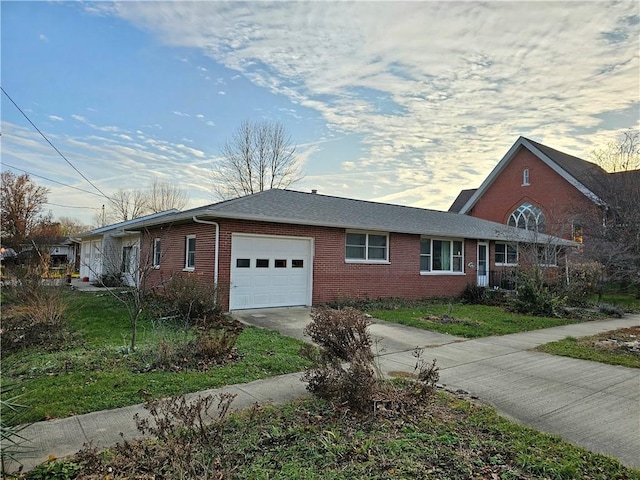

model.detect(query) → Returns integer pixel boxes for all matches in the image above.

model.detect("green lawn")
[592,292,640,313]
[3,291,310,424]
[536,327,640,368]
[32,392,640,479]
[367,303,594,338]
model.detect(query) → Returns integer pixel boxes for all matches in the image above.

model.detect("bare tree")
[107,188,150,223]
[212,119,303,200]
[81,230,166,351]
[581,129,640,298]
[590,129,639,172]
[0,172,50,249]
[56,216,89,236]
[146,178,188,213]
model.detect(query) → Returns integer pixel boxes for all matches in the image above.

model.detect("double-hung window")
[420,238,463,273]
[495,242,517,265]
[185,235,196,270]
[345,232,388,262]
[153,238,161,268]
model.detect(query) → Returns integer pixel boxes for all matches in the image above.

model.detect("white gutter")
[192,216,220,287]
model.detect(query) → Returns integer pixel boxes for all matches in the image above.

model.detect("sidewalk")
[5,314,639,472]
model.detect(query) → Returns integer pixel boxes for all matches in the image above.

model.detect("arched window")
[508,202,546,232]
[522,168,530,185]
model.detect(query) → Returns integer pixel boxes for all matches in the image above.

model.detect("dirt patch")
[591,326,640,354]
[421,314,480,327]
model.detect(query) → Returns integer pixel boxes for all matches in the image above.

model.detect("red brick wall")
[140,223,217,294]
[469,146,596,239]
[141,219,478,310]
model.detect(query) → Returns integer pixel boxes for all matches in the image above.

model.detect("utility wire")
[1,86,110,199]
[45,202,98,210]
[3,163,107,198]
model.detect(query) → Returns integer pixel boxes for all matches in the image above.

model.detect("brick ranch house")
[111,189,574,312]
[449,136,640,286]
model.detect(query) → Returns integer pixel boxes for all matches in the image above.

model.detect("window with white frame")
[153,238,161,267]
[185,235,196,270]
[345,232,388,261]
[508,202,546,232]
[420,238,463,273]
[495,242,518,265]
[522,168,530,185]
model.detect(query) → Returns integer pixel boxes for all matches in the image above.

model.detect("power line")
[1,86,110,199]
[2,163,107,198]
[45,202,98,210]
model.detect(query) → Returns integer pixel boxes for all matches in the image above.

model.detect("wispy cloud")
[48,115,64,121]
[104,1,638,209]
[70,113,122,133]
[1,120,217,214]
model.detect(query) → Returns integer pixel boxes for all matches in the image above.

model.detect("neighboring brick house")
[122,189,573,311]
[449,136,639,285]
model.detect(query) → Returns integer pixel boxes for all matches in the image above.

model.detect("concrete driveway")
[231,306,464,348]
[232,307,640,468]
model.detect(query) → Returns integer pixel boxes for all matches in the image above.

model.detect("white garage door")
[230,234,313,310]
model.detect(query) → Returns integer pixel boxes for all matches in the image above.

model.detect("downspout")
[192,216,220,289]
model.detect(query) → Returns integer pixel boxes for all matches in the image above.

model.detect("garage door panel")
[230,235,312,310]
[233,274,252,288]
[252,275,270,288]
[271,274,290,287]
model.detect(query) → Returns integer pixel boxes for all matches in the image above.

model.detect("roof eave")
[458,137,605,214]
[459,137,527,214]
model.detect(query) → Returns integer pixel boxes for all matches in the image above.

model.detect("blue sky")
[2,1,638,226]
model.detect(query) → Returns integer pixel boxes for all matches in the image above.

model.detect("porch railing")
[488,269,518,290]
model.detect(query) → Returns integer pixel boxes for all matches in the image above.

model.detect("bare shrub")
[304,306,373,362]
[154,340,176,367]
[151,274,222,326]
[0,260,71,352]
[76,393,236,479]
[302,307,377,413]
[412,348,440,400]
[149,328,241,372]
[302,307,441,415]
[192,328,239,360]
[599,303,625,318]
[461,283,486,305]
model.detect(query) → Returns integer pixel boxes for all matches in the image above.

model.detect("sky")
[1,1,639,227]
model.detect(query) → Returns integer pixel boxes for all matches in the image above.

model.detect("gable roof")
[525,138,608,194]
[128,189,575,246]
[457,137,607,214]
[77,209,180,238]
[448,188,477,213]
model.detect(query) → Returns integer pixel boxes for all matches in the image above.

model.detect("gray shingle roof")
[448,188,477,213]
[174,189,573,245]
[524,138,608,196]
[77,209,180,238]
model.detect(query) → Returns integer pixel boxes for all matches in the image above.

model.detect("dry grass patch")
[536,326,640,368]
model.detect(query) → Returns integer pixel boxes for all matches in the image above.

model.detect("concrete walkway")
[6,310,639,472]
